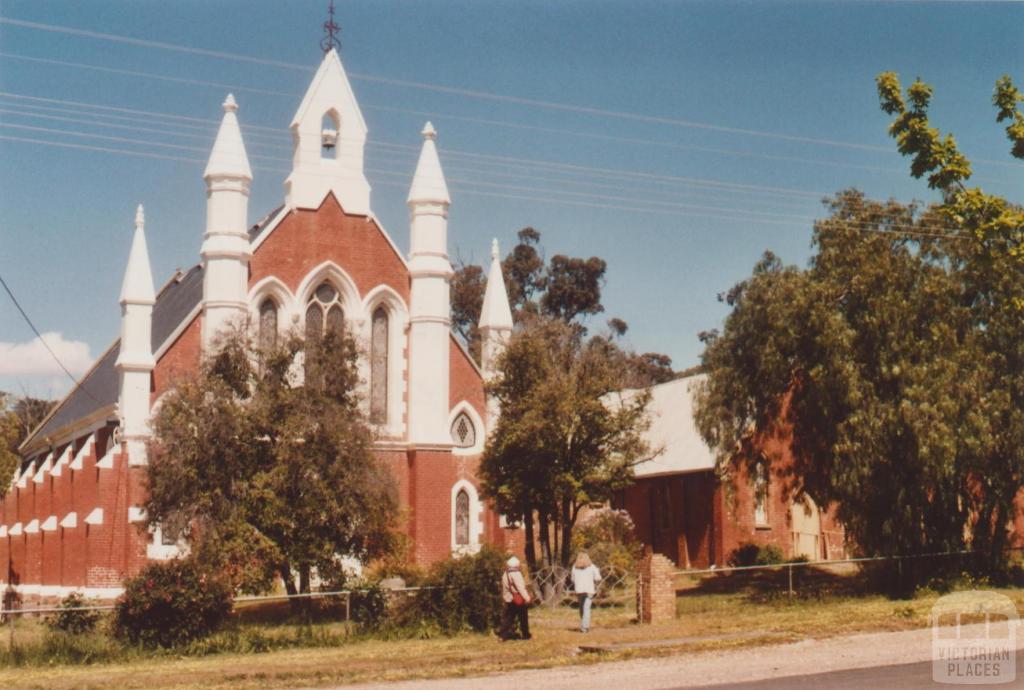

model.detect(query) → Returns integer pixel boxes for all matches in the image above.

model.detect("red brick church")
[1,48,521,601]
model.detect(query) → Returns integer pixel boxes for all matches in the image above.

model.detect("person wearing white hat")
[499,555,532,640]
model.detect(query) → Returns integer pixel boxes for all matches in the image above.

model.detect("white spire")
[119,204,155,305]
[204,94,252,181]
[479,238,513,331]
[116,204,156,461]
[407,122,450,205]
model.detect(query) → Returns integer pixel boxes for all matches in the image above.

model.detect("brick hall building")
[1,49,520,601]
[614,376,846,569]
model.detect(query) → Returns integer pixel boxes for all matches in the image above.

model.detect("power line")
[7,15,1017,165]
[0,50,933,176]
[0,91,840,202]
[0,103,816,212]
[0,133,967,239]
[0,271,98,401]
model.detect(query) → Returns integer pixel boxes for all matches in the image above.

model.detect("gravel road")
[337,622,1023,690]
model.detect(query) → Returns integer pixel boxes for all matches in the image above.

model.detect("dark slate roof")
[248,204,285,244]
[23,340,121,459]
[22,264,205,453]
[152,264,203,348]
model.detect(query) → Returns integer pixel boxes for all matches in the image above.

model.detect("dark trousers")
[500,602,530,639]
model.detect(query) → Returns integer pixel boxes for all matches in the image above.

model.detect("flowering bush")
[112,558,233,648]
[571,507,643,574]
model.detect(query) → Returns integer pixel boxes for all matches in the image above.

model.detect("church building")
[1,48,519,601]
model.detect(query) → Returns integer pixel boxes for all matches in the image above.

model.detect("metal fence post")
[787,563,794,597]
[345,590,351,627]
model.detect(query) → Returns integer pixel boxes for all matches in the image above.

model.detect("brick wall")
[152,315,201,404]
[249,194,410,304]
[449,336,485,414]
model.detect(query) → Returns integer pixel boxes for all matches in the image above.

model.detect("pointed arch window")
[370,306,389,425]
[306,282,344,341]
[450,412,476,448]
[753,461,769,527]
[258,298,278,349]
[454,489,470,546]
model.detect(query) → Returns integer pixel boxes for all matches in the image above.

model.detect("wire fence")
[672,546,1024,598]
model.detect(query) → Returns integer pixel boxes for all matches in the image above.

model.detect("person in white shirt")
[571,551,602,633]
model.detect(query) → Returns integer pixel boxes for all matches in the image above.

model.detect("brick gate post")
[637,546,675,624]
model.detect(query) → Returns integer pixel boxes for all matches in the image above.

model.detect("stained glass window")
[455,489,470,546]
[258,298,277,349]
[370,306,388,424]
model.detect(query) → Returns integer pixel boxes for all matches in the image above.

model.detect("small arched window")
[454,489,470,546]
[370,306,389,425]
[258,298,278,349]
[305,282,344,341]
[450,412,476,448]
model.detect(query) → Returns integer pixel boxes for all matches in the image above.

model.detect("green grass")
[1,571,1020,689]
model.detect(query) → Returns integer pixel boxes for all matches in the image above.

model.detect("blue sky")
[0,1,1021,399]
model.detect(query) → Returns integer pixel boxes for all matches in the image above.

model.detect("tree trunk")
[280,563,303,615]
[538,512,552,567]
[524,511,537,571]
[560,499,573,567]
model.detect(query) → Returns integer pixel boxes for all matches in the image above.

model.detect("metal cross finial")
[320,0,342,54]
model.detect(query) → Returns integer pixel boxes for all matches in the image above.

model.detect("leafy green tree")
[877,72,1024,573]
[694,73,1023,592]
[0,392,56,487]
[480,316,653,569]
[145,326,398,599]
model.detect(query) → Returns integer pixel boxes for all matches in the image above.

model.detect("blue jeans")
[578,593,594,631]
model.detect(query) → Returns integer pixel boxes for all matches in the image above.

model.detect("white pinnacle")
[119,204,155,305]
[479,238,513,331]
[407,121,450,205]
[204,93,252,181]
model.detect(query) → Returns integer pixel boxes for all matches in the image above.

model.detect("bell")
[321,127,338,150]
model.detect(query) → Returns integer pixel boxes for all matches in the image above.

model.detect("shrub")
[728,542,784,568]
[113,558,233,648]
[405,546,505,634]
[364,555,427,587]
[349,580,388,631]
[46,592,102,635]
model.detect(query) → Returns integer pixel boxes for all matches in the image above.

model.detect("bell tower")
[284,49,371,214]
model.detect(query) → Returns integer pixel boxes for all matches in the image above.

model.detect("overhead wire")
[0,271,99,401]
[0,133,968,240]
[0,102,817,212]
[0,50,931,176]
[3,15,1011,164]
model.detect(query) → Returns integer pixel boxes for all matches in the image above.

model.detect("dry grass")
[3,576,1021,690]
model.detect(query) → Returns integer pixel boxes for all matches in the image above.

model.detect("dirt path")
[338,622,1023,690]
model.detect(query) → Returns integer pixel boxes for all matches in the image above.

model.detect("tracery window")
[450,412,476,448]
[454,489,470,546]
[258,298,278,349]
[305,282,344,340]
[370,306,388,425]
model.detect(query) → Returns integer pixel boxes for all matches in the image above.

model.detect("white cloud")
[0,332,93,377]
